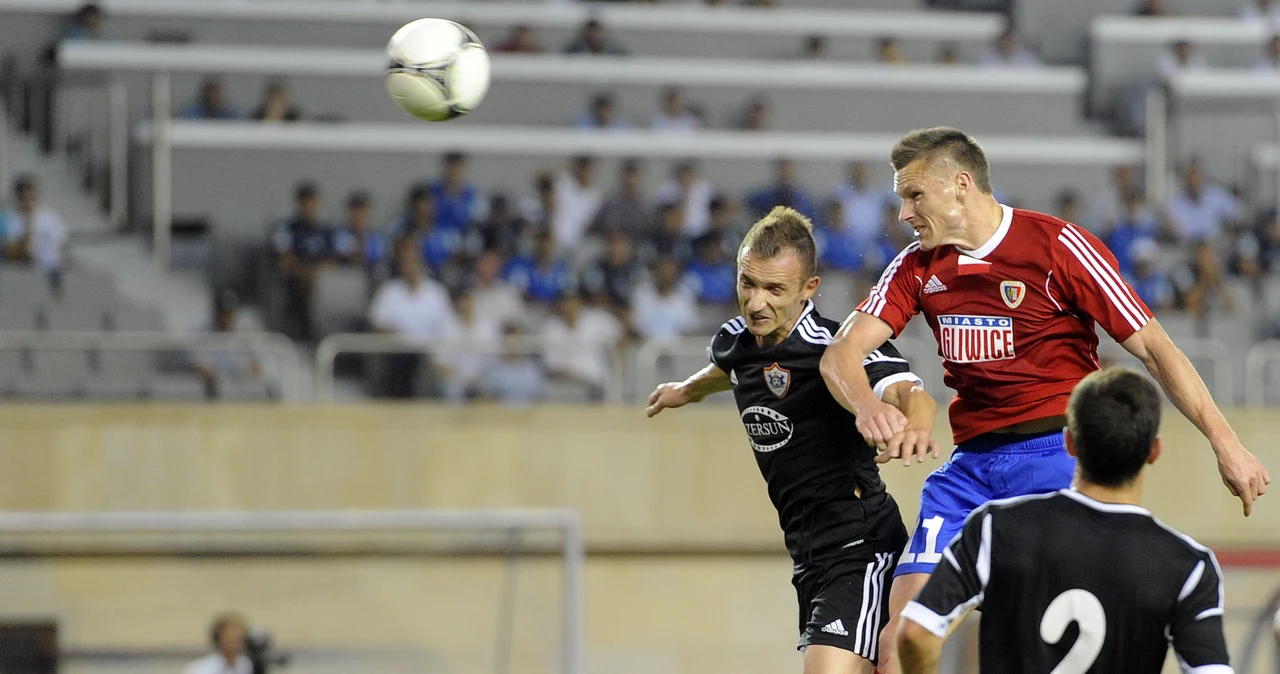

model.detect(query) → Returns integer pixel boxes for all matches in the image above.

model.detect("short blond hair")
[738,206,817,280]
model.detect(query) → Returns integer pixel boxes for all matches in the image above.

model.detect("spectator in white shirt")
[1167,159,1240,242]
[368,239,457,397]
[551,155,603,251]
[831,161,893,246]
[443,287,501,402]
[979,28,1041,67]
[1157,39,1207,83]
[193,288,265,400]
[5,175,69,272]
[656,160,715,237]
[468,249,527,330]
[631,255,698,340]
[183,614,252,674]
[542,292,624,399]
[651,86,700,132]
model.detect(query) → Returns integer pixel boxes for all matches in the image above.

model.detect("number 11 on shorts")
[901,516,945,565]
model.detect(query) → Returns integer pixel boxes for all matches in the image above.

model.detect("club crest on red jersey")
[1000,280,1027,309]
[763,362,791,398]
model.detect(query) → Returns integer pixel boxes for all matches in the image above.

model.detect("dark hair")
[443,151,466,166]
[408,182,432,204]
[1067,368,1162,488]
[890,126,993,194]
[347,190,370,209]
[738,206,817,280]
[210,613,245,647]
[13,174,36,195]
[294,181,318,201]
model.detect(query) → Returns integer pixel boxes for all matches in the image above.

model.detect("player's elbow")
[897,619,944,673]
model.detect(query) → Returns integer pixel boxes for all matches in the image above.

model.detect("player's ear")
[1146,436,1162,465]
[954,170,972,201]
[1062,428,1077,458]
[801,275,820,300]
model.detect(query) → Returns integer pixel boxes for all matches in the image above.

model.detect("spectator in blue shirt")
[747,158,817,221]
[183,77,239,120]
[430,152,485,232]
[271,181,333,339]
[390,183,434,240]
[331,190,390,280]
[1106,187,1162,276]
[1127,238,1175,312]
[504,229,574,305]
[683,232,737,306]
[577,92,630,131]
[819,199,866,275]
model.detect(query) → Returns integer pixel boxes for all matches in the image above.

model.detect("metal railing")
[0,330,304,402]
[1246,340,1280,408]
[314,333,625,405]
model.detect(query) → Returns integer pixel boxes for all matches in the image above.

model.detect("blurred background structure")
[0,0,1278,672]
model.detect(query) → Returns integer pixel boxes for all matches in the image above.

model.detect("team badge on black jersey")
[764,362,791,398]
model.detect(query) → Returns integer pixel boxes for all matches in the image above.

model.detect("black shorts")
[791,495,906,662]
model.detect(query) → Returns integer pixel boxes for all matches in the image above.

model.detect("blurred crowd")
[262,147,1280,400]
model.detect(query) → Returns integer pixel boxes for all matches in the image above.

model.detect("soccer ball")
[385,18,490,122]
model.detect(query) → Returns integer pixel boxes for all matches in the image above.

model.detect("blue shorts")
[894,429,1074,577]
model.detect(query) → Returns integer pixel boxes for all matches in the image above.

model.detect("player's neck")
[1074,474,1144,507]
[956,197,1004,252]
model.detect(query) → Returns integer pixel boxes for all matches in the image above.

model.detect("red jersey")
[856,205,1153,444]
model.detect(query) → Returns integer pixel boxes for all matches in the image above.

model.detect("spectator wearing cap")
[656,160,715,237]
[683,232,737,308]
[577,92,629,131]
[272,181,334,339]
[4,175,69,273]
[193,288,264,400]
[563,19,628,56]
[332,191,390,280]
[592,159,652,239]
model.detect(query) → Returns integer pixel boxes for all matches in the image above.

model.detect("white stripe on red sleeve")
[1061,225,1151,324]
[1056,230,1147,332]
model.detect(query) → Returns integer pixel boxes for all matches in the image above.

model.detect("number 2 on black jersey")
[1040,589,1107,674]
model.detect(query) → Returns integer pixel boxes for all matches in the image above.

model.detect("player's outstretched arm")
[1122,320,1271,516]
[821,311,907,446]
[879,381,941,466]
[645,363,732,417]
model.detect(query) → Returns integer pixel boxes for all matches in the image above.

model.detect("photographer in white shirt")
[183,613,252,674]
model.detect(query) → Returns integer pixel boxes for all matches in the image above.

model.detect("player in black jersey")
[647,206,940,674]
[898,368,1233,674]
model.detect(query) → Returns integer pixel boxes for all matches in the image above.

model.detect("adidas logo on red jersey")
[923,275,947,295]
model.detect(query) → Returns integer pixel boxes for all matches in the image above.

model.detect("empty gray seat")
[145,374,208,402]
[54,268,119,308]
[42,304,108,331]
[19,350,91,398]
[0,267,53,306]
[212,378,277,402]
[105,305,166,332]
[310,267,370,339]
[0,303,39,331]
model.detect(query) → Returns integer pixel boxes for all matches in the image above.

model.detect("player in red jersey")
[818,127,1270,674]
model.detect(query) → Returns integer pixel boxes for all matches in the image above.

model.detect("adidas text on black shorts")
[793,551,898,662]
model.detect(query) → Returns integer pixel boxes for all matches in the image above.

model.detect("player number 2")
[900,516,945,565]
[1040,589,1106,674]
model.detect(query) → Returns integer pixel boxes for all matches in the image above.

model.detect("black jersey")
[709,300,922,566]
[904,490,1231,674]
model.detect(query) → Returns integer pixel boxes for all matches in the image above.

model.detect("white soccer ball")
[385,18,490,122]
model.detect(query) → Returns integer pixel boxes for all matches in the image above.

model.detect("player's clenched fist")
[852,398,908,447]
[646,382,691,417]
